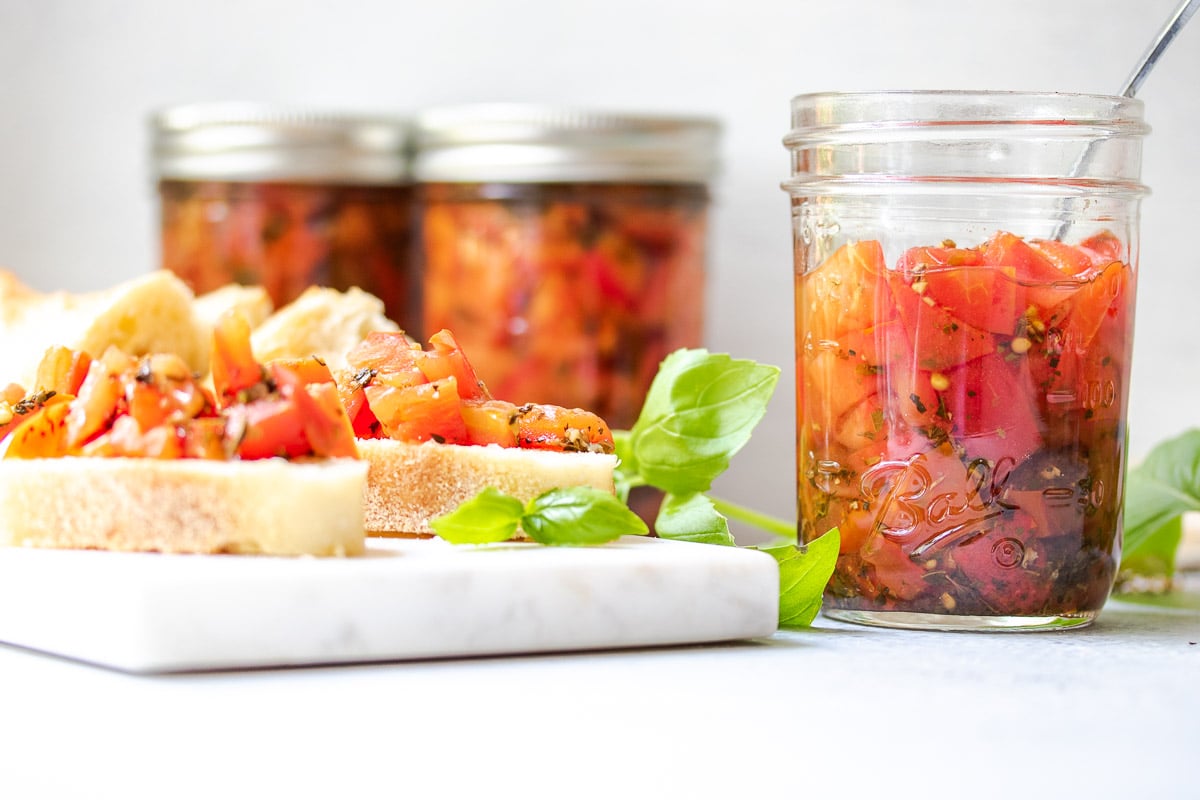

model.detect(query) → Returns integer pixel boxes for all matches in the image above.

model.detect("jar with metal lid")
[412,104,720,428]
[783,91,1148,631]
[151,104,416,329]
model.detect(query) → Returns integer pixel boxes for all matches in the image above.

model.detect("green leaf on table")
[627,349,780,495]
[760,527,840,629]
[523,486,649,546]
[1122,428,1200,579]
[430,486,524,544]
[655,492,736,547]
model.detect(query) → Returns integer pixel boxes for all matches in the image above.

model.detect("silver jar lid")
[412,104,721,183]
[151,103,411,184]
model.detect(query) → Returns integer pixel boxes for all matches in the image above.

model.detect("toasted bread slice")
[0,457,368,556]
[358,439,617,536]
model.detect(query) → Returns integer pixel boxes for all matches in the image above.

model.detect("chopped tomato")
[1,384,45,442]
[1079,231,1124,265]
[859,536,928,601]
[271,356,336,387]
[66,347,130,449]
[346,331,424,385]
[940,353,1043,467]
[1028,238,1094,277]
[3,399,73,458]
[803,240,893,339]
[461,399,519,447]
[121,353,211,432]
[181,417,229,460]
[228,397,310,460]
[82,415,184,459]
[369,377,469,444]
[339,384,382,439]
[416,329,491,400]
[948,510,1055,615]
[514,404,614,452]
[292,379,358,459]
[211,311,263,407]
[886,271,995,371]
[34,346,93,396]
[306,382,359,458]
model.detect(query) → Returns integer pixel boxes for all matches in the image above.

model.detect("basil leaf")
[1121,428,1200,579]
[523,487,649,546]
[429,486,524,544]
[760,527,840,629]
[1119,516,1183,587]
[629,349,780,495]
[655,492,736,547]
[612,429,639,504]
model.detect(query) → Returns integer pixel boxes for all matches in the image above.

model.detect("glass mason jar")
[151,104,417,330]
[782,91,1149,631]
[411,104,720,428]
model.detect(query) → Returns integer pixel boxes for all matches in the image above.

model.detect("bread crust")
[0,457,368,556]
[358,439,617,535]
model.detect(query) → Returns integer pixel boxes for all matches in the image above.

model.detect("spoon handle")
[1121,0,1200,97]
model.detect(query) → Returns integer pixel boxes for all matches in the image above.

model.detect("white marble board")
[0,536,779,672]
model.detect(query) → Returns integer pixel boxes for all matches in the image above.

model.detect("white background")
[2,0,1198,536]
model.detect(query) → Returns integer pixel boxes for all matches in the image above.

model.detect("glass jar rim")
[785,90,1149,147]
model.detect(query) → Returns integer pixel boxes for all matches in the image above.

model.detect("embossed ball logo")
[991,537,1025,569]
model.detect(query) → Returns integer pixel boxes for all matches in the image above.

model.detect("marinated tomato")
[797,231,1133,618]
[344,329,615,454]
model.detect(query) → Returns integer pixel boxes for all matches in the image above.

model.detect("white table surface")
[1,575,1195,800]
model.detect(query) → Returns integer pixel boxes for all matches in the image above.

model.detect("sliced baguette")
[0,270,208,391]
[0,457,368,556]
[358,438,617,535]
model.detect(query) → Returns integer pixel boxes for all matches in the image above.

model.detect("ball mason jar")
[151,104,417,330]
[411,104,720,427]
[782,91,1149,631]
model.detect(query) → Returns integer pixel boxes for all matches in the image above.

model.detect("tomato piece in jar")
[803,240,892,339]
[938,352,1045,467]
[885,270,995,372]
[419,184,707,428]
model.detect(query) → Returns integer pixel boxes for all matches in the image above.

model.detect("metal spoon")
[1052,0,1198,239]
[1121,0,1200,98]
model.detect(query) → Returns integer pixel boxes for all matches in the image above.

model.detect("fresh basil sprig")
[617,349,781,496]
[429,348,840,628]
[615,348,838,628]
[1120,429,1200,586]
[431,486,647,546]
